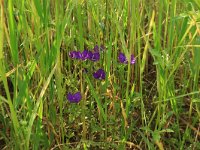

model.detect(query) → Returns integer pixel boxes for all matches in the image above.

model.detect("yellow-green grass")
[0,0,199,149]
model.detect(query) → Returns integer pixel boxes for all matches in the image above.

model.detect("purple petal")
[100,71,105,79]
[93,69,106,80]
[69,51,76,59]
[118,52,135,65]
[88,51,93,59]
[91,52,100,61]
[93,72,100,79]
[67,92,82,103]
[81,49,89,60]
[74,51,82,59]
[130,55,136,64]
[98,69,106,79]
[118,52,127,63]
[67,93,74,102]
[73,92,82,103]
[97,69,104,74]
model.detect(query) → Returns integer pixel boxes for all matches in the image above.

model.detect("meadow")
[0,0,200,149]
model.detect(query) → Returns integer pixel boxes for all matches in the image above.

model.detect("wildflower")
[90,52,100,62]
[81,49,89,60]
[69,51,82,59]
[69,51,76,59]
[118,52,128,64]
[93,69,106,80]
[67,92,82,103]
[130,55,136,64]
[74,51,82,59]
[81,49,92,60]
[118,52,136,65]
[88,51,93,59]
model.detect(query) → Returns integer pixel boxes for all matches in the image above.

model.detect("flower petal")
[93,72,100,79]
[81,49,89,60]
[73,92,82,103]
[67,92,82,103]
[67,93,74,102]
[93,69,105,80]
[118,52,127,63]
[130,55,136,64]
[69,51,76,59]
[88,51,93,59]
[90,52,100,61]
[118,52,135,65]
[74,51,82,59]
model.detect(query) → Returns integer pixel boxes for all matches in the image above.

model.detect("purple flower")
[81,49,89,60]
[93,69,105,80]
[118,52,136,65]
[130,55,136,64]
[69,51,82,59]
[118,52,128,64]
[67,92,82,103]
[88,51,93,59]
[69,51,76,59]
[90,52,100,62]
[81,49,93,60]
[74,51,82,59]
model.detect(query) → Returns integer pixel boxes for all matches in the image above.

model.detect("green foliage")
[0,0,199,149]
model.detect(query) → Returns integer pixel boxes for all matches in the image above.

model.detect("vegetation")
[0,0,199,149]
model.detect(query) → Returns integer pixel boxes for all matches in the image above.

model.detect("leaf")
[160,128,174,133]
[120,99,128,127]
[150,49,162,58]
[152,130,161,142]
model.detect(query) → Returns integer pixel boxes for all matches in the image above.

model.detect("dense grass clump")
[0,0,200,149]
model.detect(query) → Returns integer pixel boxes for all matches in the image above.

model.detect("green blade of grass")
[0,1,22,148]
[26,61,58,149]
[85,75,106,121]
[8,0,18,65]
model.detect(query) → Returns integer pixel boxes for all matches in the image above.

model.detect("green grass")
[0,0,200,149]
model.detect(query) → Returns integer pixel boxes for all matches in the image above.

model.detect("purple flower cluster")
[67,45,106,103]
[67,45,136,104]
[69,49,100,62]
[67,69,106,103]
[118,52,136,65]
